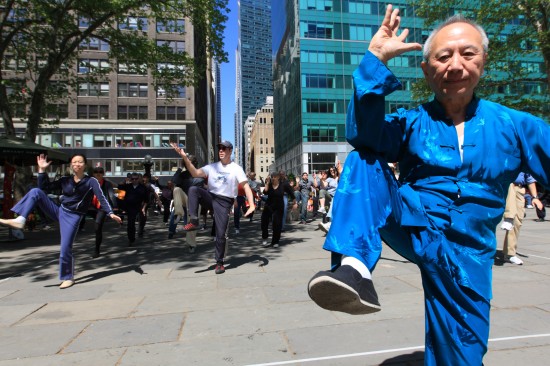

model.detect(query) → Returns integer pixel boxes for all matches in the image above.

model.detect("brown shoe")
[59,280,75,289]
[0,218,25,230]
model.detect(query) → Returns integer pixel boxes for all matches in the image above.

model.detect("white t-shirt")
[202,161,247,198]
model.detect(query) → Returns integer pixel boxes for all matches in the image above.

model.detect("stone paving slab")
[19,297,143,325]
[0,209,549,365]
[0,321,88,360]
[0,349,125,366]
[63,313,185,353]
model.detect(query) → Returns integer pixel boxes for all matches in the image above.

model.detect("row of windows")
[258,117,273,124]
[73,105,186,120]
[79,17,185,34]
[299,1,414,17]
[78,38,185,53]
[78,59,185,75]
[36,132,186,149]
[303,74,337,89]
[300,50,423,68]
[303,99,347,114]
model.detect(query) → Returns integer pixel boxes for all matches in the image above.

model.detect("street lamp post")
[143,154,153,176]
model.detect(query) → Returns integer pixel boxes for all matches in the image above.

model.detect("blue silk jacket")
[346,51,550,300]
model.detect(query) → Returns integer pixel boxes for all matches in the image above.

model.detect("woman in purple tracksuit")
[0,154,122,289]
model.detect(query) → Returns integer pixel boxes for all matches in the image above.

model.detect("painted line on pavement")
[520,253,550,261]
[245,333,550,366]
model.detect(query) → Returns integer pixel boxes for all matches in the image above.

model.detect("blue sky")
[220,0,239,145]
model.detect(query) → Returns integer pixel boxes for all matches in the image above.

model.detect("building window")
[118,105,148,119]
[78,82,109,97]
[156,85,186,98]
[303,74,336,88]
[44,104,68,119]
[301,22,334,39]
[349,25,372,41]
[118,83,148,97]
[79,37,109,51]
[156,19,185,33]
[118,62,147,75]
[78,59,110,74]
[304,100,338,113]
[118,17,148,31]
[77,105,109,119]
[156,40,185,53]
[156,106,186,120]
[348,0,372,14]
[300,0,333,11]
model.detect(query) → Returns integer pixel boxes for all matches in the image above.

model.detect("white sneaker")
[235,229,240,234]
[526,205,534,209]
[273,243,279,248]
[318,222,331,233]
[262,240,269,247]
[507,255,523,265]
[0,218,25,230]
[500,219,513,231]
[318,207,326,214]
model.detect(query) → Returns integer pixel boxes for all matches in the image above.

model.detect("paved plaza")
[1,209,549,365]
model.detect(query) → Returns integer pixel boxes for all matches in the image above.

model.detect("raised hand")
[170,142,186,157]
[36,154,52,173]
[368,4,422,64]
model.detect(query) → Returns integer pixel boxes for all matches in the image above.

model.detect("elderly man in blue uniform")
[307,5,550,365]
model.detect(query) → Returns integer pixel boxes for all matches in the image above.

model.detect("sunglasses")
[218,146,229,151]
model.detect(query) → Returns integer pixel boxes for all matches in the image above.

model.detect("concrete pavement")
[1,209,549,365]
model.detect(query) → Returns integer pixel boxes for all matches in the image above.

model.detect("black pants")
[126,208,145,243]
[188,186,234,264]
[261,205,284,245]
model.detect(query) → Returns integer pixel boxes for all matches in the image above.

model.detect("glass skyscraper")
[236,0,273,169]
[273,0,425,175]
[272,0,546,175]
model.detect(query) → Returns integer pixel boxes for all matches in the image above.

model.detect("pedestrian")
[158,180,174,224]
[307,5,550,365]
[170,140,256,274]
[500,173,543,265]
[260,172,296,248]
[90,166,119,258]
[169,154,206,253]
[294,172,314,224]
[0,154,122,289]
[117,173,149,245]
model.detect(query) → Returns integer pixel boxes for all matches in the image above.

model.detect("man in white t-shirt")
[171,140,256,274]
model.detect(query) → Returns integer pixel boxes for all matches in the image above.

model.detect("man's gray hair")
[423,14,489,61]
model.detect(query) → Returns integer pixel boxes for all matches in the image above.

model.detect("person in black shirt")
[118,173,149,245]
[261,172,296,247]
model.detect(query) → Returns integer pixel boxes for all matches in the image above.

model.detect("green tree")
[410,0,549,120]
[0,0,229,140]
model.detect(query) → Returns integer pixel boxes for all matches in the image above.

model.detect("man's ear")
[420,61,428,78]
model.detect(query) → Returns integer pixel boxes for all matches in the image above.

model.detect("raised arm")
[170,142,206,178]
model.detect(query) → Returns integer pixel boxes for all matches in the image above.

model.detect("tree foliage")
[0,0,229,140]
[410,0,549,120]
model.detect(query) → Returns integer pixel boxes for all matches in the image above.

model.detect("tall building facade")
[249,97,274,178]
[236,0,273,170]
[5,15,217,181]
[272,0,546,176]
[273,0,424,175]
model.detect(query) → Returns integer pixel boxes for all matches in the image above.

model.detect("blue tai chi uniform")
[11,173,114,280]
[324,51,550,365]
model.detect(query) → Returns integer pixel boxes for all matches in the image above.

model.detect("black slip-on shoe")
[308,265,381,315]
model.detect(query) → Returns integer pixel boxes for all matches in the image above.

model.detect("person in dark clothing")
[0,154,122,289]
[261,172,297,248]
[168,155,206,248]
[118,173,149,245]
[157,179,174,224]
[90,167,118,258]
